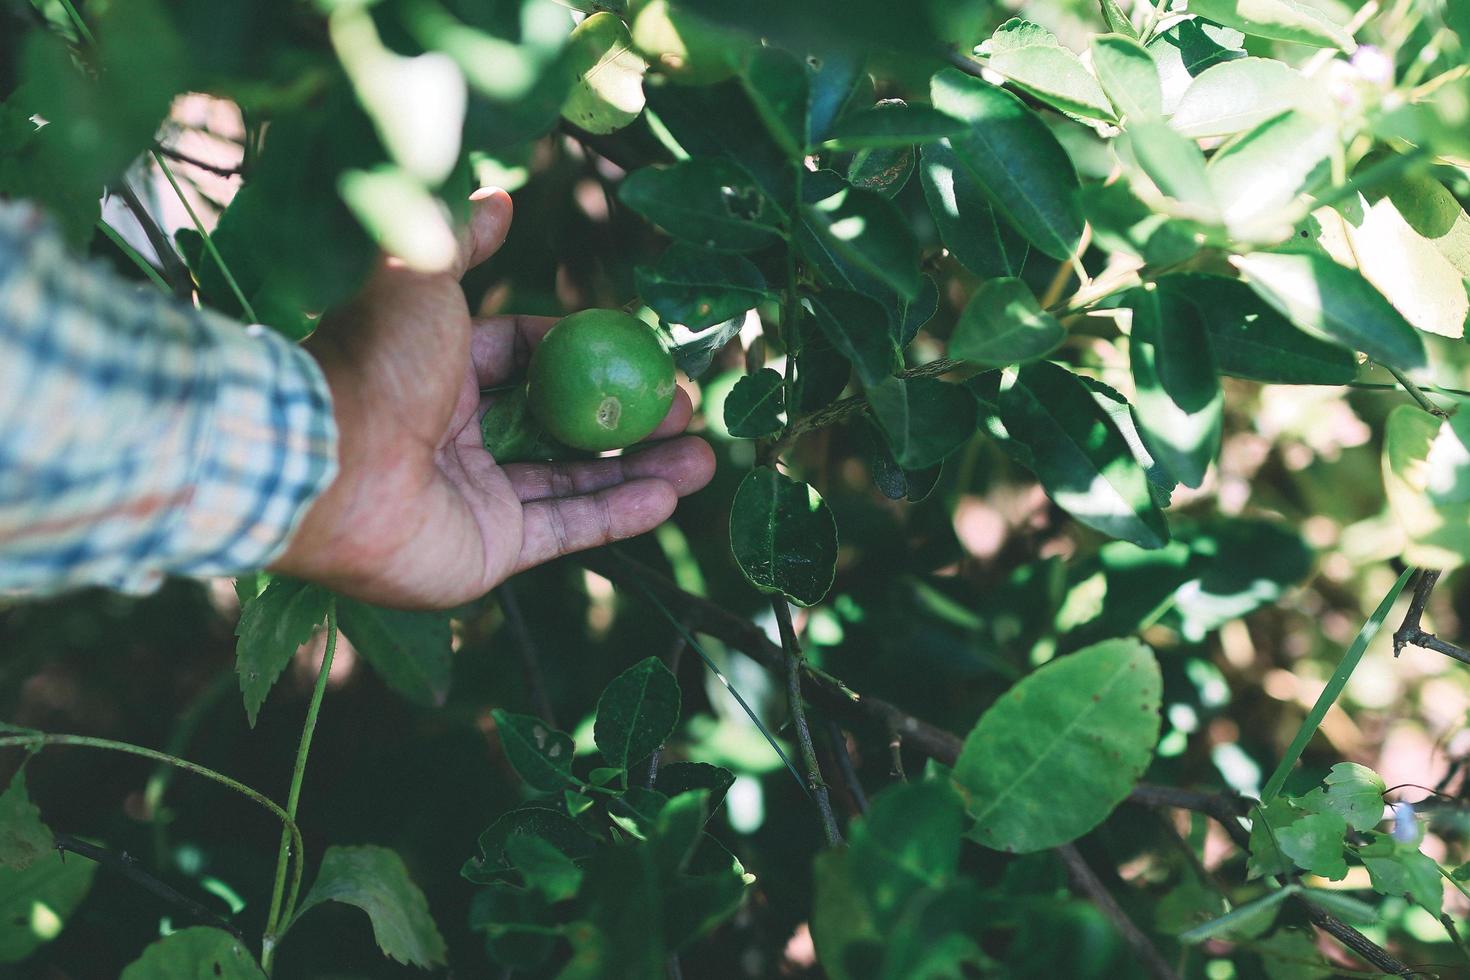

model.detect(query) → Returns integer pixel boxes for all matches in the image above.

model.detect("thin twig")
[498,583,558,729]
[824,718,869,814]
[1385,366,1450,418]
[53,832,243,939]
[1394,569,1470,665]
[772,598,843,846]
[1056,843,1181,980]
[112,181,194,300]
[151,149,258,323]
[886,724,907,782]
[154,142,244,178]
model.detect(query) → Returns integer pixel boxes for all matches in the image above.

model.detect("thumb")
[455,187,514,277]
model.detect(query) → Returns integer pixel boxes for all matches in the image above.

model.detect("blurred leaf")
[637,244,768,330]
[1169,57,1317,138]
[654,763,735,814]
[562,11,648,134]
[234,578,330,728]
[729,467,838,606]
[739,46,810,156]
[999,362,1171,549]
[505,835,584,903]
[335,600,453,707]
[931,68,1083,261]
[950,277,1065,368]
[620,158,783,252]
[468,883,556,969]
[0,770,50,872]
[119,927,264,979]
[595,657,682,771]
[825,100,965,149]
[1276,810,1349,879]
[643,79,794,202]
[1091,35,1162,122]
[1321,763,1386,832]
[631,0,749,86]
[1256,928,1332,980]
[867,376,978,470]
[1358,834,1444,916]
[340,164,458,273]
[1187,0,1356,50]
[919,140,1030,277]
[1207,110,1336,238]
[1125,286,1223,489]
[954,639,1162,852]
[801,178,922,300]
[724,368,786,439]
[1180,886,1293,943]
[293,845,447,967]
[980,19,1114,122]
[493,710,578,792]
[1170,518,1314,641]
[1234,251,1427,369]
[1160,273,1358,384]
[0,847,95,962]
[1383,405,1470,569]
[808,289,901,386]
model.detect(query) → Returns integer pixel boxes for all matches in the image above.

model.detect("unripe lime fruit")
[526,309,677,452]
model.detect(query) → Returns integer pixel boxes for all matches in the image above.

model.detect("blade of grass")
[97,220,171,295]
[150,149,258,323]
[1261,567,1414,802]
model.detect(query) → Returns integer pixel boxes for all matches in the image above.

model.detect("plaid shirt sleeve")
[0,200,339,595]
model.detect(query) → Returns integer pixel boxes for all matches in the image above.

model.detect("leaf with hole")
[119,927,265,979]
[620,158,783,252]
[493,710,578,792]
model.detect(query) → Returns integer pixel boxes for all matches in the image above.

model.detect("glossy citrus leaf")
[1092,34,1162,122]
[1187,0,1356,51]
[636,243,768,331]
[561,12,647,135]
[729,467,838,606]
[801,180,922,300]
[1169,57,1317,138]
[723,368,786,439]
[825,100,966,149]
[492,710,578,792]
[867,376,978,470]
[740,45,810,156]
[980,19,1114,121]
[1207,110,1336,238]
[807,289,901,386]
[918,140,1030,278]
[950,277,1065,368]
[620,158,783,252]
[595,656,682,771]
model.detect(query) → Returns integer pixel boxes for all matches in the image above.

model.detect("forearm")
[0,201,337,594]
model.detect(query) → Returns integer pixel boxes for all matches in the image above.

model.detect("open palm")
[273,190,715,608]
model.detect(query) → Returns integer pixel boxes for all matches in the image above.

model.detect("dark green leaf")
[335,600,453,707]
[466,806,597,881]
[643,79,794,204]
[858,420,942,502]
[729,467,839,606]
[980,19,1114,121]
[931,68,1084,261]
[1234,251,1427,370]
[594,657,682,770]
[655,762,735,814]
[468,883,556,969]
[119,928,264,979]
[801,179,922,300]
[895,275,940,348]
[637,244,768,330]
[794,330,852,412]
[808,289,901,386]
[234,578,330,727]
[0,847,95,962]
[492,710,578,792]
[1091,35,1162,122]
[954,639,1162,852]
[739,46,810,156]
[293,845,447,967]
[505,835,584,902]
[620,158,783,252]
[724,368,786,438]
[825,100,966,149]
[950,277,1065,368]
[999,362,1171,549]
[1125,286,1223,489]
[867,376,978,470]
[0,770,50,872]
[671,316,745,379]
[1081,180,1200,267]
[919,140,1030,278]
[847,144,914,199]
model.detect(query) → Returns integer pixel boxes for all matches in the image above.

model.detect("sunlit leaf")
[561,11,648,134]
[1187,0,1356,51]
[950,277,1065,368]
[980,19,1114,121]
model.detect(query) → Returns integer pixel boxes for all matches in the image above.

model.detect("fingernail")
[470,186,507,202]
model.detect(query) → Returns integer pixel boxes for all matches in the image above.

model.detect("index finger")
[470,315,559,388]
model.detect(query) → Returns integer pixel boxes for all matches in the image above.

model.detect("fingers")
[455,188,514,277]
[470,315,559,387]
[516,479,678,572]
[649,386,693,440]
[504,436,715,502]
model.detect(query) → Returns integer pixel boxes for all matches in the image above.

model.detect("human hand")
[272,189,715,608]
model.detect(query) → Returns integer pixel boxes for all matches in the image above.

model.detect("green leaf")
[293,845,447,967]
[980,19,1114,121]
[492,710,578,792]
[801,180,922,300]
[0,846,95,962]
[807,289,901,386]
[1125,119,1219,221]
[561,12,647,135]
[469,882,555,970]
[739,45,810,156]
[825,100,966,149]
[1170,57,1317,138]
[1085,376,1179,510]
[919,140,1030,278]
[1247,799,1302,878]
[234,578,330,727]
[1159,274,1358,385]
[505,835,584,902]
[1321,762,1386,832]
[724,368,786,439]
[1081,180,1200,267]
[1169,519,1315,642]
[954,638,1162,852]
[858,420,944,502]
[0,770,50,872]
[794,331,853,411]
[1207,110,1336,238]
[671,316,745,379]
[1233,251,1427,370]
[950,277,1065,368]
[1149,18,1247,115]
[1091,35,1162,122]
[654,762,736,814]
[867,376,978,470]
[1383,405,1470,569]
[1186,0,1356,51]
[895,275,940,348]
[1276,810,1349,879]
[931,68,1084,261]
[1099,0,1139,38]
[637,244,768,331]
[1125,286,1223,489]
[999,362,1171,549]
[465,806,596,881]
[594,657,682,770]
[620,158,783,252]
[1180,886,1295,943]
[729,467,838,607]
[120,927,265,979]
[847,143,914,199]
[1358,834,1444,916]
[335,600,453,707]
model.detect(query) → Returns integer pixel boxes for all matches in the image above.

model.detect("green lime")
[526,309,677,452]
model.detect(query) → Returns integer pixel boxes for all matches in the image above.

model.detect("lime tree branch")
[583,550,1418,979]
[111,180,194,300]
[773,597,843,846]
[1394,569,1470,665]
[1056,843,1181,980]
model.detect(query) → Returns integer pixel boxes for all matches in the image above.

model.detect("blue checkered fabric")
[0,200,338,594]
